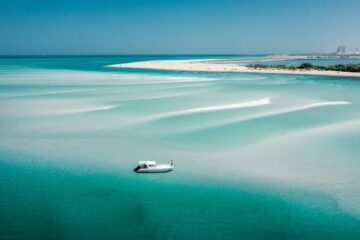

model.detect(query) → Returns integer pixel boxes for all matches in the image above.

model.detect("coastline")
[109,59,360,78]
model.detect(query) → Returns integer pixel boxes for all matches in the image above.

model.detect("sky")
[0,0,360,55]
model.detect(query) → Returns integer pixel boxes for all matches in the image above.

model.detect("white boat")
[134,160,174,173]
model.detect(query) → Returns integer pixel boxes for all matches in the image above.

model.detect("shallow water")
[1,56,360,239]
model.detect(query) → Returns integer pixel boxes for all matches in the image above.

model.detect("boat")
[134,160,174,173]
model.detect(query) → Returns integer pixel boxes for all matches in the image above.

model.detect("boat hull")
[135,165,174,173]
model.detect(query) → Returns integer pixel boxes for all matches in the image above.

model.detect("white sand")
[59,105,117,114]
[132,97,271,125]
[109,59,360,78]
[172,97,270,114]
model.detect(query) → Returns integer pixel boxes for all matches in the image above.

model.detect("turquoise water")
[1,56,360,239]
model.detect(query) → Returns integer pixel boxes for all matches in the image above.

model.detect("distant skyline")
[1,0,360,55]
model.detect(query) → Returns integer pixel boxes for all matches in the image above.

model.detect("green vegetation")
[247,63,360,72]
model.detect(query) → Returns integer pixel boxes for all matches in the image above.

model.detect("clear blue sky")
[1,0,359,55]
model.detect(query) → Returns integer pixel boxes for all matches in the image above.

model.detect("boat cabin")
[137,160,156,168]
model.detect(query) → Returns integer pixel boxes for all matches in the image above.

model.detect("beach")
[110,58,360,77]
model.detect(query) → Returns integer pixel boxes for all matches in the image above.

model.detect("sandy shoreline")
[109,58,360,78]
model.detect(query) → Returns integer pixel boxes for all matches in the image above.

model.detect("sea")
[1,55,360,239]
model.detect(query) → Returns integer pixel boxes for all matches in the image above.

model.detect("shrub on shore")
[247,63,360,72]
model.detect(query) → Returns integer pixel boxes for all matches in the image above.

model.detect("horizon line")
[0,52,337,57]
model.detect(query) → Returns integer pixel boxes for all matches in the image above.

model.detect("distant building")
[355,48,359,54]
[336,45,346,54]
[336,46,342,54]
[342,46,346,54]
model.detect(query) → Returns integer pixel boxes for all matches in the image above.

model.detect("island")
[247,63,360,73]
[109,56,360,78]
